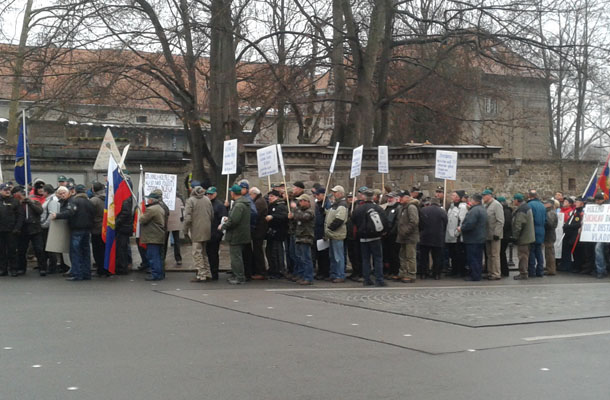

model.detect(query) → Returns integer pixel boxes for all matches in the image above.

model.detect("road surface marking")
[523,330,610,341]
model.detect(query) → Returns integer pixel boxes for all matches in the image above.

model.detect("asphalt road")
[1,272,609,400]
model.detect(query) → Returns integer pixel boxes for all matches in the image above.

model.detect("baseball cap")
[293,181,305,189]
[357,186,368,193]
[482,189,493,196]
[435,186,444,192]
[513,193,524,201]
[190,179,202,188]
[239,181,249,189]
[314,187,326,195]
[0,183,10,190]
[146,189,163,199]
[331,185,345,193]
[398,190,410,197]
[594,193,605,200]
[57,175,68,182]
[296,194,311,202]
[411,185,421,192]
[75,184,87,193]
[364,189,375,197]
[206,186,218,194]
[230,184,242,194]
[269,190,281,197]
[497,196,506,202]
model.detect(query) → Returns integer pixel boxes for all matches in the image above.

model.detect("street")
[1,270,609,400]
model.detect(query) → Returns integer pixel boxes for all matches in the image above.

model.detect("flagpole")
[22,111,28,219]
[351,177,357,212]
[225,174,230,203]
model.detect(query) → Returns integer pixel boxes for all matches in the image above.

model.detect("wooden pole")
[325,173,332,193]
[381,173,385,202]
[443,179,447,209]
[351,177,357,212]
[23,111,29,219]
[225,174,230,203]
[268,175,272,193]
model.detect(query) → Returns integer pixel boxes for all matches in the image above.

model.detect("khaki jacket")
[396,199,420,244]
[485,199,505,240]
[140,201,166,244]
[183,189,213,242]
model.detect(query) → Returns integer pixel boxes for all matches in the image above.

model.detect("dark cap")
[0,183,10,190]
[230,184,242,194]
[75,184,87,193]
[435,186,444,193]
[190,179,201,188]
[269,189,281,197]
[206,186,217,195]
[239,181,250,189]
[575,196,584,203]
[411,186,421,192]
[146,189,163,199]
[293,181,305,189]
[472,193,483,202]
[364,188,375,197]
[455,190,466,199]
[347,192,353,198]
[594,192,605,200]
[398,190,410,197]
[314,187,326,195]
[482,189,493,196]
[357,186,368,193]
[57,175,68,182]
[92,182,104,192]
[11,185,25,194]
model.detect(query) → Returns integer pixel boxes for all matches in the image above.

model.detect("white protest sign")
[257,145,279,178]
[329,142,340,173]
[222,139,238,175]
[378,146,389,174]
[350,145,364,179]
[276,144,286,176]
[144,172,177,210]
[435,150,458,180]
[580,204,610,242]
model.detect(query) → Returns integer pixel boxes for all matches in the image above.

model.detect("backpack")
[364,207,386,237]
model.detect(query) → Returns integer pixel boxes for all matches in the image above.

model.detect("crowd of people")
[0,175,608,284]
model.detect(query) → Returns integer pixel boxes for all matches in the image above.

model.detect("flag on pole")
[583,167,599,199]
[595,153,610,200]
[102,157,132,274]
[14,122,31,185]
[133,166,146,248]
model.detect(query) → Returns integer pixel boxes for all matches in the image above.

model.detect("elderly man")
[0,183,22,276]
[52,185,95,281]
[249,187,268,280]
[205,187,227,280]
[13,185,45,277]
[543,199,559,276]
[290,193,316,285]
[140,189,167,281]
[419,197,448,280]
[527,190,546,277]
[458,193,487,281]
[482,189,505,280]
[313,187,330,280]
[512,193,536,280]
[446,190,468,277]
[222,185,252,284]
[397,190,419,283]
[265,190,288,279]
[325,185,348,283]
[184,186,214,282]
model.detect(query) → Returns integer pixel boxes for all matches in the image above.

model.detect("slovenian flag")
[14,122,32,185]
[102,157,132,274]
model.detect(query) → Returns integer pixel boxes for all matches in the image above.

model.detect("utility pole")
[7,0,34,146]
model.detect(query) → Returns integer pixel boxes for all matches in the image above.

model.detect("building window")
[324,116,334,127]
[568,178,576,191]
[484,97,498,115]
[136,115,148,123]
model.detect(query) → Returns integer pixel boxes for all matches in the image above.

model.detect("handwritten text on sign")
[350,145,363,179]
[378,146,389,174]
[222,139,238,175]
[435,150,458,180]
[257,145,279,178]
[581,204,610,242]
[144,172,177,211]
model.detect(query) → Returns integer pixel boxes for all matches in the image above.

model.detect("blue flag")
[14,123,31,185]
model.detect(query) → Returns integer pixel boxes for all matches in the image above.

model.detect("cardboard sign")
[276,144,286,176]
[580,204,610,242]
[329,142,340,173]
[257,145,279,177]
[350,146,363,179]
[144,172,177,211]
[222,139,238,175]
[435,150,458,180]
[378,146,389,174]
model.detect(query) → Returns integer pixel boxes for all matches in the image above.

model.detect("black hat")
[314,187,326,195]
[93,182,104,192]
[269,190,281,197]
[594,192,605,201]
[11,185,25,195]
[435,186,444,193]
[75,184,87,193]
[293,181,305,189]
[575,196,584,202]
[411,186,421,192]
[455,190,466,199]
[398,189,410,197]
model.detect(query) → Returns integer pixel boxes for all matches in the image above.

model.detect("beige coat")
[167,196,185,232]
[183,188,213,242]
[484,198,505,240]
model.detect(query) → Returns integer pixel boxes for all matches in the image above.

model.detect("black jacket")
[0,195,23,233]
[419,203,448,247]
[19,198,43,235]
[56,193,95,231]
[266,199,288,241]
[350,201,388,239]
[383,202,400,240]
[502,203,513,240]
[211,198,228,241]
[115,197,134,236]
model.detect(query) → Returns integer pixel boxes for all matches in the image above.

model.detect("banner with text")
[435,150,458,181]
[257,145,279,178]
[350,145,364,179]
[378,146,389,174]
[222,139,238,175]
[581,204,610,242]
[144,172,177,211]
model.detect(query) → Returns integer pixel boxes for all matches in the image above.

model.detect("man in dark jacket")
[238,180,257,280]
[90,182,108,277]
[52,185,95,281]
[265,190,288,279]
[222,185,252,284]
[249,187,268,279]
[512,193,536,280]
[13,185,45,276]
[0,183,23,276]
[313,187,330,280]
[544,199,559,276]
[527,190,546,277]
[351,189,388,287]
[458,193,487,281]
[382,192,400,280]
[115,185,134,275]
[419,198,448,280]
[206,187,228,280]
[290,193,316,285]
[498,196,513,277]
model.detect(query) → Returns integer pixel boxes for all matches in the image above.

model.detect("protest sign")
[378,146,389,174]
[581,204,610,242]
[222,139,238,175]
[435,150,458,180]
[144,172,177,210]
[350,145,363,179]
[276,144,286,176]
[257,145,279,177]
[46,219,70,253]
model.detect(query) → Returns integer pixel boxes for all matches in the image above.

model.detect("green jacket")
[224,196,251,245]
[396,199,420,244]
[512,202,535,245]
[140,201,166,244]
[293,195,315,244]
[324,198,348,240]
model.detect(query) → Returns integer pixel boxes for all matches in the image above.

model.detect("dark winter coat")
[460,203,487,244]
[293,195,315,245]
[502,203,513,240]
[210,198,228,241]
[90,190,106,235]
[383,202,400,240]
[544,207,559,244]
[0,194,23,233]
[224,196,252,245]
[419,203,448,247]
[56,193,95,231]
[252,193,268,240]
[19,197,44,235]
[351,201,388,240]
[266,199,288,241]
[528,198,546,244]
[563,207,583,244]
[115,197,134,236]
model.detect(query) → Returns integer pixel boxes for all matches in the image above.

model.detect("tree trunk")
[7,0,33,146]
[330,0,348,144]
[373,0,394,146]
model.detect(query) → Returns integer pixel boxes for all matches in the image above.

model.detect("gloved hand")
[493,235,500,241]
